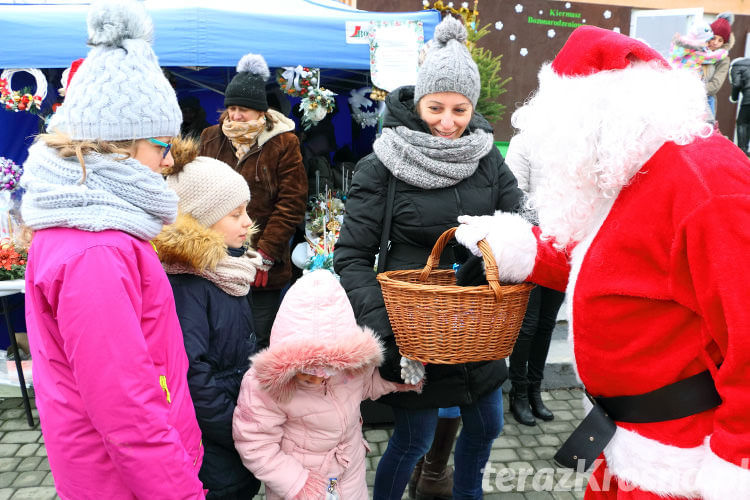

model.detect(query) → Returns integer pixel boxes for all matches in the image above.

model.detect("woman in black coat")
[334,17,523,500]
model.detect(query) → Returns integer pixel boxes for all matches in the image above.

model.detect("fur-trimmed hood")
[251,270,384,402]
[153,212,257,271]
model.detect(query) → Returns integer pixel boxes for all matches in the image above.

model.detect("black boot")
[509,383,536,426]
[415,417,460,500]
[528,383,554,421]
[408,457,424,499]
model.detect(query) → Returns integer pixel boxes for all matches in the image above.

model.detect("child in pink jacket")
[232,270,420,499]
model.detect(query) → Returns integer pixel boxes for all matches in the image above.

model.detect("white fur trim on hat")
[166,157,250,228]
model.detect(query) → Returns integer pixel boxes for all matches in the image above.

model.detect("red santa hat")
[59,58,84,97]
[551,25,669,78]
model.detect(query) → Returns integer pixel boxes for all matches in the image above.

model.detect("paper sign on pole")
[368,20,424,92]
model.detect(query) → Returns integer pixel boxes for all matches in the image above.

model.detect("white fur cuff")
[695,438,750,499]
[484,212,537,283]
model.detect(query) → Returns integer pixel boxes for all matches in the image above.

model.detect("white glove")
[400,357,425,385]
[455,214,498,256]
[456,212,538,283]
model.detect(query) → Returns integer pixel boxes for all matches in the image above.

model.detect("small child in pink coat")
[232,270,420,499]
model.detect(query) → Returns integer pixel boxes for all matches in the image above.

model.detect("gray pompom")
[236,53,270,80]
[433,15,467,47]
[87,0,153,47]
[717,11,735,25]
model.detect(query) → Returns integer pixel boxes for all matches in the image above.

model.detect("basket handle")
[418,227,503,301]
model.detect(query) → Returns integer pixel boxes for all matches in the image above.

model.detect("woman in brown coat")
[200,52,307,349]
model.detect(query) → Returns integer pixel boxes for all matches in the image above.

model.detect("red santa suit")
[457,26,750,499]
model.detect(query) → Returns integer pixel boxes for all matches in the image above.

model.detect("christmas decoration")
[299,86,337,131]
[0,238,26,280]
[0,69,46,114]
[348,87,382,128]
[276,66,318,98]
[0,158,22,192]
[369,86,388,101]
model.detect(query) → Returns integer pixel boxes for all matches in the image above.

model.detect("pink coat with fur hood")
[232,271,414,499]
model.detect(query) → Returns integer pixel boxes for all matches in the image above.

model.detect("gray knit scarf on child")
[372,126,494,189]
[21,141,177,240]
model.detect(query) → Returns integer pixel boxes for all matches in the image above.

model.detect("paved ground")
[0,322,587,499]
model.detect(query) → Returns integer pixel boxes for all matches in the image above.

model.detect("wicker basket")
[377,227,534,364]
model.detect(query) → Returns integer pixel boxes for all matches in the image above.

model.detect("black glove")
[455,254,488,286]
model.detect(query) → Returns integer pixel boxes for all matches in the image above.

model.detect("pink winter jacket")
[25,228,205,499]
[232,271,416,500]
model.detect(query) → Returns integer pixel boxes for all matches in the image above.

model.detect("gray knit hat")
[414,16,480,107]
[224,53,270,111]
[50,0,181,141]
[166,157,251,228]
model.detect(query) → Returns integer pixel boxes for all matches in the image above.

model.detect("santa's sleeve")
[671,195,750,498]
[526,226,571,292]
[475,213,571,291]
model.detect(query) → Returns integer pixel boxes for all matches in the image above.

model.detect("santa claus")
[456,26,750,499]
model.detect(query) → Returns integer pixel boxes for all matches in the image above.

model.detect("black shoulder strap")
[377,173,396,274]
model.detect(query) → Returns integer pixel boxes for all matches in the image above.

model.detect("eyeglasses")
[148,138,172,159]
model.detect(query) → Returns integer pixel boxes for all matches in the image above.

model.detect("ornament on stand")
[0,68,47,114]
[348,87,382,128]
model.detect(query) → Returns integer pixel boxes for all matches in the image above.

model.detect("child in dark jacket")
[154,137,269,499]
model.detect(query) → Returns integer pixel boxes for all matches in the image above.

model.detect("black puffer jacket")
[730,57,750,106]
[153,214,260,499]
[333,86,523,409]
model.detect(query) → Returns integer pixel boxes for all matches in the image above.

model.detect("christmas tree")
[468,22,511,123]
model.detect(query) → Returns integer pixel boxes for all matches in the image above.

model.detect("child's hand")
[400,357,425,385]
[292,470,328,500]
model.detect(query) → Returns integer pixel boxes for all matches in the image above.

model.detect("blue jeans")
[707,95,716,117]
[373,388,503,500]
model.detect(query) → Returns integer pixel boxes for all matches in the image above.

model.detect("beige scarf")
[222,117,266,161]
[162,249,266,296]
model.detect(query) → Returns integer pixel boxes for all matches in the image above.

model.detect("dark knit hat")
[224,53,270,111]
[710,12,733,43]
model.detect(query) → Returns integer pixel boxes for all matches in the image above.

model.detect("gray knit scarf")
[162,249,263,296]
[373,126,494,189]
[21,141,178,240]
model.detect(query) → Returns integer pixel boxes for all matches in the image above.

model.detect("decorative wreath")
[0,68,47,114]
[348,87,382,129]
[299,87,337,131]
[277,66,319,98]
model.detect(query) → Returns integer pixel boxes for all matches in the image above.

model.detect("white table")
[0,280,33,427]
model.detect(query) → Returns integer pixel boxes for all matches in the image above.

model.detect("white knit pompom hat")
[166,157,251,228]
[50,0,181,140]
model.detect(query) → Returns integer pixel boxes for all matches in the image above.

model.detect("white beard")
[512,62,713,249]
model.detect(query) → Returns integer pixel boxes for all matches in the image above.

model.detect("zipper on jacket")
[453,188,464,216]
[159,375,172,404]
[193,440,202,466]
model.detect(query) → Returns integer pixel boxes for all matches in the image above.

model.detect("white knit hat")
[166,157,251,227]
[51,0,181,140]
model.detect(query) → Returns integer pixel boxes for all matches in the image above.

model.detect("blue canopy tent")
[0,0,441,163]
